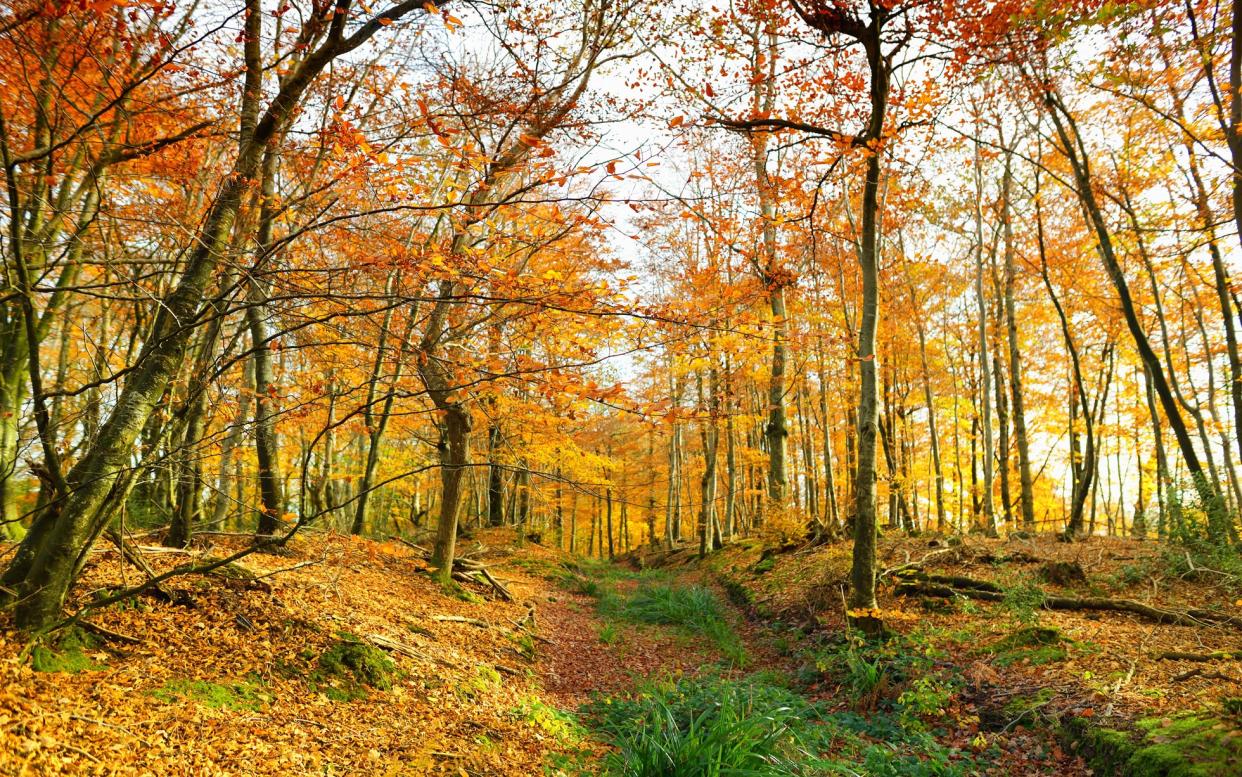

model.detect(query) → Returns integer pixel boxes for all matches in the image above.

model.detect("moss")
[986,626,1070,667]
[752,557,776,575]
[1127,744,1204,777]
[1060,712,1242,777]
[1132,714,1242,776]
[1003,688,1056,719]
[918,597,955,615]
[994,644,1067,667]
[151,678,270,711]
[438,579,483,603]
[30,628,104,673]
[511,631,537,661]
[312,638,397,701]
[719,577,754,608]
[989,626,1062,651]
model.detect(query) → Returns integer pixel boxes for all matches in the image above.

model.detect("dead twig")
[1154,650,1239,662]
[68,715,153,747]
[250,560,319,581]
[431,615,489,628]
[78,620,141,645]
[1173,667,1239,682]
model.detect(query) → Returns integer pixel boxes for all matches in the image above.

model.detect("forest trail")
[5,530,1242,776]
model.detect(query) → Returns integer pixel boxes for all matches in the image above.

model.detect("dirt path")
[536,577,731,708]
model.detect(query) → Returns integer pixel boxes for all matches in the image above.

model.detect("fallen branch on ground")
[893,570,1003,593]
[1173,667,1239,682]
[392,536,512,599]
[250,560,318,581]
[431,615,489,628]
[893,578,1242,628]
[366,633,428,661]
[48,522,306,637]
[389,535,431,556]
[1154,651,1239,662]
[879,548,953,580]
[78,620,141,645]
[106,530,173,602]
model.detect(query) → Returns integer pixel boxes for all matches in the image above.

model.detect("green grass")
[622,584,746,665]
[582,675,825,776]
[599,622,621,644]
[581,674,981,777]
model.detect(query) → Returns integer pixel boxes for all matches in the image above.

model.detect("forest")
[2,0,1242,774]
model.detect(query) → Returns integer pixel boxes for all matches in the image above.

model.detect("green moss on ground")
[1061,711,1242,776]
[1003,688,1056,719]
[29,628,104,673]
[986,626,1070,667]
[150,678,271,711]
[312,636,398,701]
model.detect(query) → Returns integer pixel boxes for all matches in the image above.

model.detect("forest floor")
[1,529,1241,775]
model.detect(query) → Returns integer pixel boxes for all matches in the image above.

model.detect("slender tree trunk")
[1036,182,1093,537]
[914,320,946,532]
[246,125,286,538]
[972,139,997,536]
[0,369,26,540]
[605,478,614,559]
[353,298,414,536]
[724,369,738,539]
[569,489,578,555]
[1000,148,1036,530]
[487,421,505,527]
[1044,90,1226,538]
[697,368,720,556]
[817,355,841,533]
[428,405,470,584]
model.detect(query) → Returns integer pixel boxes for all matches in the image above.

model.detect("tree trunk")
[429,404,470,584]
[1036,182,1093,537]
[1044,90,1226,538]
[1001,148,1036,530]
[850,147,883,620]
[972,139,997,536]
[353,309,414,536]
[914,320,946,532]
